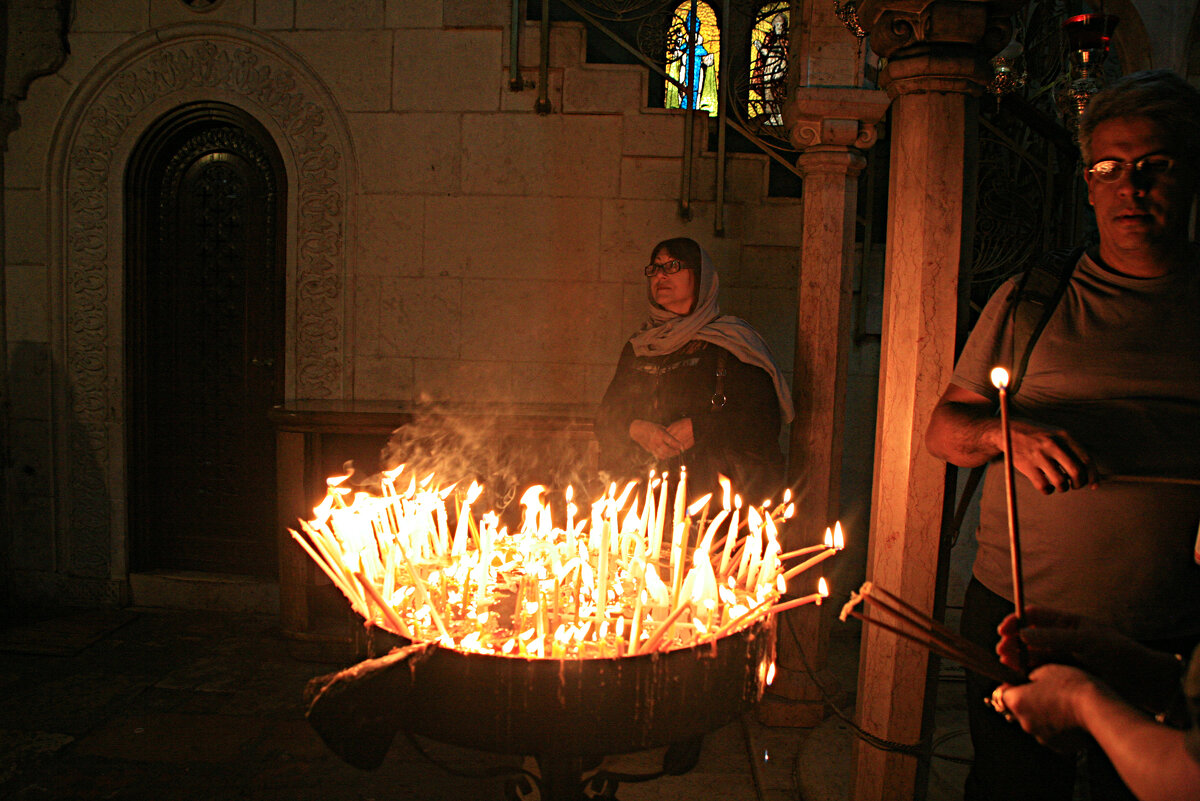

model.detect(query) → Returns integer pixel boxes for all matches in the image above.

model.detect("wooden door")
[127,106,285,575]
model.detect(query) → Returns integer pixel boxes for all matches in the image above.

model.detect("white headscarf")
[628,244,795,423]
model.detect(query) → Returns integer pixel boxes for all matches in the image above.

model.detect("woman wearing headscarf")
[596,237,794,503]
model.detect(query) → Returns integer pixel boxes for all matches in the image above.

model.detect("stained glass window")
[749,3,789,125]
[664,3,720,114]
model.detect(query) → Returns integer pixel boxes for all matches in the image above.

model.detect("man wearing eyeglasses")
[925,70,1200,801]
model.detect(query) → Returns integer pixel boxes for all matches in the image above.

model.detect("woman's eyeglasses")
[644,259,686,277]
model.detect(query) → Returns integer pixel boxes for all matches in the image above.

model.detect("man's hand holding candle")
[1000,419,1098,495]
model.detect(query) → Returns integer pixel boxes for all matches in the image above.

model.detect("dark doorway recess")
[126,102,286,576]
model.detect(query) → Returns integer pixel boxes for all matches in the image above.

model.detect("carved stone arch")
[47,24,352,588]
[1100,0,1151,72]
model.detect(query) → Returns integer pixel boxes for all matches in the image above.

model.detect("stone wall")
[3,0,805,602]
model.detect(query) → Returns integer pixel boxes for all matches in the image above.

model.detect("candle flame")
[293,463,835,660]
[990,366,1010,389]
[818,577,829,596]
[833,521,845,550]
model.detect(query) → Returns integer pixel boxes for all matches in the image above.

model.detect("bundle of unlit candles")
[839,581,1024,685]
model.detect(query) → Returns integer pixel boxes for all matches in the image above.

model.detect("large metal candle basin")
[295,465,827,797]
[366,614,775,758]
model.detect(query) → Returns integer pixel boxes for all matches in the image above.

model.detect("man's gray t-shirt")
[953,252,1200,640]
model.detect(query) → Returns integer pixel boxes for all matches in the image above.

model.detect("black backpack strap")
[1007,245,1083,395]
[947,244,1085,544]
[950,465,987,544]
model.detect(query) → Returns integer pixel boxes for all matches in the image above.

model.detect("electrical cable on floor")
[786,612,974,766]
[739,712,770,801]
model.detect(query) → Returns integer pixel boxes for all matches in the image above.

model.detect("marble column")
[759,89,888,727]
[850,2,1017,800]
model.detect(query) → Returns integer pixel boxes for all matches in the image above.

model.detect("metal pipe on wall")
[678,0,699,221]
[714,0,731,236]
[509,0,526,92]
[536,0,552,114]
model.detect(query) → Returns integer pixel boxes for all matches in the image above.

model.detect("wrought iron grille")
[968,0,1121,316]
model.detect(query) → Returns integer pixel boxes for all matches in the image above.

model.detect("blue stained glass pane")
[665,3,720,113]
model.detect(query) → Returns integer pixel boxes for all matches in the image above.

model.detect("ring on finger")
[989,685,1008,715]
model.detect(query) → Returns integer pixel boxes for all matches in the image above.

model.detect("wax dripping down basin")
[305,615,775,800]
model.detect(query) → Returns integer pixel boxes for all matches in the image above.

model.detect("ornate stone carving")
[4,0,71,106]
[855,0,1020,96]
[59,31,348,575]
[783,86,891,153]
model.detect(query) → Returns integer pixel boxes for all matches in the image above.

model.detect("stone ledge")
[129,571,280,615]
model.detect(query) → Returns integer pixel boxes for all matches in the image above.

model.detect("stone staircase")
[506,19,799,214]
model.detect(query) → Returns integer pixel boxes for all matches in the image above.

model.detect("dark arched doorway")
[126,102,286,576]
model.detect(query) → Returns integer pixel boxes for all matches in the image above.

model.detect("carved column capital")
[855,0,1023,97]
[783,86,891,156]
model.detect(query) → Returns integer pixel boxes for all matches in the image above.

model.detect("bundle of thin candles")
[291,465,844,659]
[839,582,1024,685]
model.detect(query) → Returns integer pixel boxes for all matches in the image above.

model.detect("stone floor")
[0,604,972,801]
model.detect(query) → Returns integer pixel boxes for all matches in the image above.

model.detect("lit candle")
[690,528,719,629]
[668,469,687,589]
[395,540,450,639]
[718,494,741,577]
[572,564,583,625]
[536,574,548,646]
[759,514,781,585]
[627,588,645,656]
[669,518,690,611]
[779,541,832,561]
[651,473,669,559]
[597,509,611,613]
[451,482,482,558]
[766,577,830,614]
[745,506,764,589]
[479,511,496,567]
[735,509,753,583]
[382,534,397,600]
[640,472,655,541]
[435,499,451,556]
[710,596,771,640]
[354,569,413,639]
[990,366,1025,621]
[781,523,843,583]
[674,466,688,526]
[291,528,361,614]
[565,484,575,536]
[636,598,693,654]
